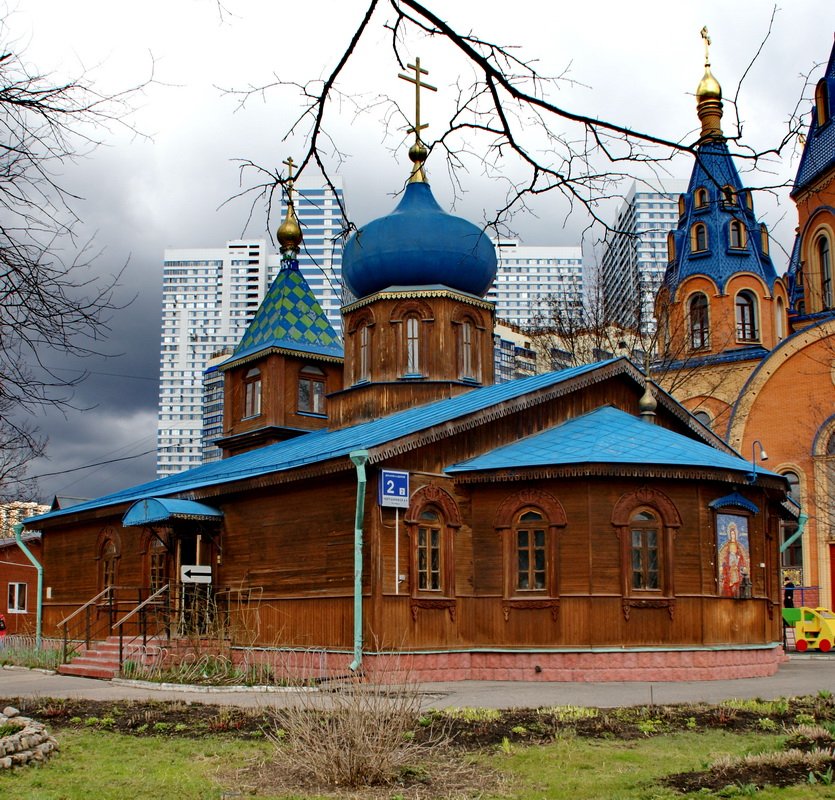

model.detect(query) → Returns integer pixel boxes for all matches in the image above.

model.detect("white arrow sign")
[180,564,212,584]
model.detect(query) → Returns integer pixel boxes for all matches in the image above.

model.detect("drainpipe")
[780,513,808,554]
[349,450,369,672]
[13,523,42,649]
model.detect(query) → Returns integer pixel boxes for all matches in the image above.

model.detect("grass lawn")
[4,726,835,799]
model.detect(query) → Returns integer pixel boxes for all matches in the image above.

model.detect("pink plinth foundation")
[232,645,787,683]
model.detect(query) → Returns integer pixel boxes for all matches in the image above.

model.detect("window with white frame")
[8,582,27,613]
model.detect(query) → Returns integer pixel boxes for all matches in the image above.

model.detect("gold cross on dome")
[398,57,437,144]
[282,156,296,204]
[700,26,712,66]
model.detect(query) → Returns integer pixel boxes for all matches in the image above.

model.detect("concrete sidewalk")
[2,655,833,710]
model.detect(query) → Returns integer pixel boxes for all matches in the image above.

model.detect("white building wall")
[487,240,585,328]
[600,180,687,333]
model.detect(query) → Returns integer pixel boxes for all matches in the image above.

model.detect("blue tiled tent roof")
[223,261,343,366]
[793,38,835,197]
[446,406,771,476]
[663,140,778,295]
[27,360,624,524]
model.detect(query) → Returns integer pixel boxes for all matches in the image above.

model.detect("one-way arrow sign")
[180,564,212,584]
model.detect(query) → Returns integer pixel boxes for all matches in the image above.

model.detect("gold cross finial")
[700,26,711,66]
[398,57,437,182]
[282,156,297,204]
[398,57,437,144]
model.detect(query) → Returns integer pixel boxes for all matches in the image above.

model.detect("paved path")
[2,655,834,710]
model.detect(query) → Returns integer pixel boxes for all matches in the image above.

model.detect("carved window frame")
[404,485,462,620]
[611,487,681,620]
[494,489,566,620]
[95,527,122,592]
[347,309,375,385]
[390,299,433,378]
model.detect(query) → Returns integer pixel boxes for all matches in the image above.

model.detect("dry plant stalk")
[267,668,440,790]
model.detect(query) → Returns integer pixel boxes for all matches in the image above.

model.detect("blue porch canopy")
[122,498,223,527]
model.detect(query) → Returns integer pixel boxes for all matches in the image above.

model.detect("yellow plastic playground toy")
[782,606,835,652]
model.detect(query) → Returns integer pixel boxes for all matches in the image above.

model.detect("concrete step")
[57,662,118,680]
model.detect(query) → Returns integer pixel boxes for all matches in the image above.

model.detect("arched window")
[630,509,661,591]
[101,539,117,590]
[775,297,785,341]
[777,471,801,570]
[407,485,462,603]
[405,314,420,375]
[358,323,371,382]
[722,185,737,207]
[688,292,709,349]
[735,291,758,341]
[816,79,830,127]
[298,365,326,415]
[744,191,754,210]
[677,194,686,216]
[456,316,481,382]
[760,224,770,256]
[691,222,708,252]
[729,219,746,249]
[612,487,681,615]
[666,231,676,262]
[694,187,709,209]
[817,234,832,309]
[147,537,169,595]
[416,507,442,591]
[243,368,262,418]
[693,410,712,429]
[514,509,547,591]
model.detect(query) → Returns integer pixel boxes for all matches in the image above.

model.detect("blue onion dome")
[342,180,498,298]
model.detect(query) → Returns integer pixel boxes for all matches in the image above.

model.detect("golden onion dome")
[696,64,722,101]
[277,202,302,253]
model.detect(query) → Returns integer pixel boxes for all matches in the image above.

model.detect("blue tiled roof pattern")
[663,140,778,294]
[26,360,617,524]
[793,40,835,196]
[226,263,343,364]
[446,406,772,476]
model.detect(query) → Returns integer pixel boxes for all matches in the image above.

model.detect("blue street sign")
[379,469,410,508]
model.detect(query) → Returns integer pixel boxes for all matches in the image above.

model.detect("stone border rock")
[0,706,59,769]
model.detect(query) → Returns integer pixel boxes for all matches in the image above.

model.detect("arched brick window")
[688,292,709,349]
[817,234,832,310]
[735,291,759,341]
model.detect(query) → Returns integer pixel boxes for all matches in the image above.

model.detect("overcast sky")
[13,1,834,503]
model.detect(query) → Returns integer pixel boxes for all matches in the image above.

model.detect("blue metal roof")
[446,406,773,476]
[708,491,759,514]
[122,498,223,527]
[222,261,343,367]
[793,38,835,196]
[663,139,778,295]
[26,360,620,524]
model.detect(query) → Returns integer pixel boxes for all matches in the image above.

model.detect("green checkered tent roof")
[225,263,343,366]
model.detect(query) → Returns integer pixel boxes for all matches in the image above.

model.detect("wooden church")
[24,62,793,683]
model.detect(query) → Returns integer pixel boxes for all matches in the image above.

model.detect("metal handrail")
[112,584,171,631]
[113,584,171,673]
[56,586,113,630]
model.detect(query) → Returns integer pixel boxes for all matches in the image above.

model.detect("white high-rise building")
[487,240,585,328]
[600,180,687,334]
[157,178,346,477]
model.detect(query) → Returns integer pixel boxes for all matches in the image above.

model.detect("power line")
[30,449,156,479]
